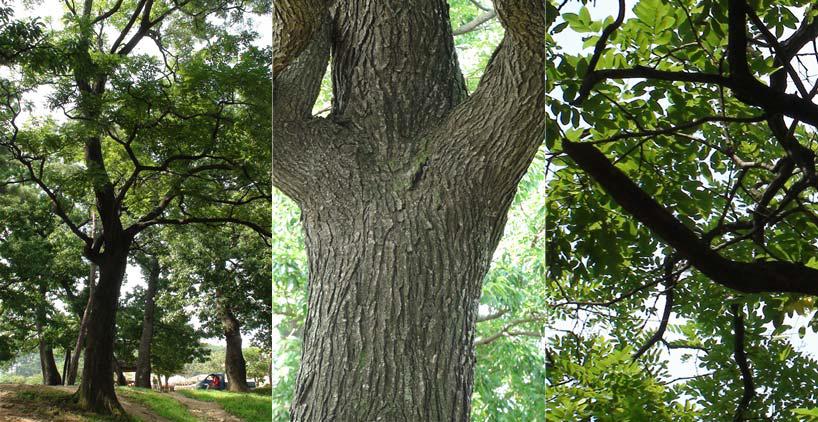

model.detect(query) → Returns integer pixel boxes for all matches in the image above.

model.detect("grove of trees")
[0,0,272,417]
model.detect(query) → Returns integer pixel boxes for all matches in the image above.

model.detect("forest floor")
[0,384,248,422]
[0,383,155,421]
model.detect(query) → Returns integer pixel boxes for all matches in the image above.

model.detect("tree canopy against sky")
[548,0,818,420]
[0,0,271,414]
[273,0,543,420]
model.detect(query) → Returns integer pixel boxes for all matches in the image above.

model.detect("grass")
[8,386,137,421]
[178,388,272,421]
[117,387,198,422]
[251,386,272,396]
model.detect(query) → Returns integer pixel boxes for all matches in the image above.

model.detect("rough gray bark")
[217,293,250,392]
[76,243,131,414]
[134,256,160,388]
[273,0,543,420]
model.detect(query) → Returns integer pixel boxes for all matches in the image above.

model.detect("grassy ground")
[4,385,137,421]
[178,389,272,421]
[117,387,198,422]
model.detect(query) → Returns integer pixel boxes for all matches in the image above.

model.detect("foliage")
[547,337,697,421]
[115,287,209,378]
[165,224,272,347]
[547,0,818,419]
[243,346,272,384]
[0,184,85,364]
[0,1,271,413]
[183,344,227,376]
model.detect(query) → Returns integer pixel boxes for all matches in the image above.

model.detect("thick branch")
[428,1,544,203]
[272,11,342,203]
[574,67,731,105]
[140,216,270,238]
[493,0,544,52]
[781,12,818,59]
[272,0,328,75]
[563,139,818,296]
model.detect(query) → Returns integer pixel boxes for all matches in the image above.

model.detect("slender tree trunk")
[134,257,160,388]
[62,349,71,385]
[36,283,62,385]
[113,357,128,386]
[217,295,250,392]
[76,243,130,414]
[67,289,92,385]
[67,277,93,385]
[68,211,97,386]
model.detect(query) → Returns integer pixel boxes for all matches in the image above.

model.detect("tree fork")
[274,0,544,419]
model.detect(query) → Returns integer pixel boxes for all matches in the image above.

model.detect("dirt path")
[169,392,241,422]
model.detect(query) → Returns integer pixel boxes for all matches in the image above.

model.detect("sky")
[550,0,818,387]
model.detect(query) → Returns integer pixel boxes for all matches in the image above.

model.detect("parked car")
[195,373,256,390]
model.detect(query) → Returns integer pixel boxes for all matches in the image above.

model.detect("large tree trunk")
[274,1,543,420]
[217,294,250,392]
[291,196,507,420]
[134,256,160,388]
[76,244,130,415]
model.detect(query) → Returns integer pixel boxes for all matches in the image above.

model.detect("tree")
[167,224,271,392]
[548,0,818,419]
[0,1,270,414]
[243,346,271,385]
[0,183,85,386]
[273,0,543,419]
[114,283,208,387]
